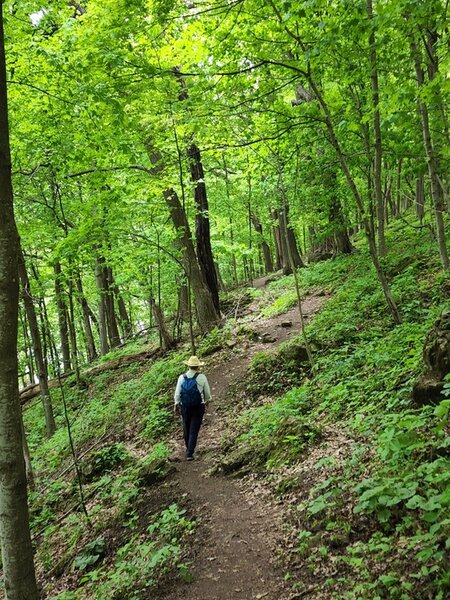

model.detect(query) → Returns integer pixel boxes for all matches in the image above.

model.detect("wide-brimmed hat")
[185,355,205,368]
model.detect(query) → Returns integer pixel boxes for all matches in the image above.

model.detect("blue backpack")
[180,373,202,407]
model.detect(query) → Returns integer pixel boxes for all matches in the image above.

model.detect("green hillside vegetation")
[16,215,449,599]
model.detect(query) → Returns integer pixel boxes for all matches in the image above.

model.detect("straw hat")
[185,355,205,368]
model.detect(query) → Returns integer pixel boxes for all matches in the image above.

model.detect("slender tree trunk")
[114,285,132,339]
[75,272,97,362]
[395,159,402,216]
[19,307,34,384]
[19,412,34,491]
[223,155,238,285]
[174,283,189,339]
[410,39,449,270]
[95,256,109,356]
[53,262,71,371]
[105,267,121,348]
[271,209,283,270]
[18,248,56,437]
[0,6,39,595]
[150,298,173,351]
[187,143,221,312]
[367,0,386,257]
[277,208,292,275]
[416,174,425,223]
[251,212,274,273]
[67,278,81,385]
[307,77,401,324]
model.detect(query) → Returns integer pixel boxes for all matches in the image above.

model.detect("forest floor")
[159,286,327,600]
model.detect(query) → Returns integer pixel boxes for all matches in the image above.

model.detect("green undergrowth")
[221,217,450,598]
[52,504,194,600]
[23,349,198,597]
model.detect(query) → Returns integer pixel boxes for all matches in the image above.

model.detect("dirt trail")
[165,294,327,600]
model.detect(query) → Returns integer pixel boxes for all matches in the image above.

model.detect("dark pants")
[181,404,205,457]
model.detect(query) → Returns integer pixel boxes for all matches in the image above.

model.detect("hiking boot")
[186,455,194,461]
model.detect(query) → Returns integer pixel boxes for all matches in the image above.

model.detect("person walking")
[174,355,211,461]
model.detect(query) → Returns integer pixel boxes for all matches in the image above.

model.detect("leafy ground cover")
[22,348,197,598]
[216,217,450,598]
[15,215,450,600]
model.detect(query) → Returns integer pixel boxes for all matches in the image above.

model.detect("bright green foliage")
[220,218,450,597]
[53,505,194,600]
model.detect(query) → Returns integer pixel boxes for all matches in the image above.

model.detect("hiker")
[174,355,211,461]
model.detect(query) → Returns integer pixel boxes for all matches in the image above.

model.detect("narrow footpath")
[163,294,326,600]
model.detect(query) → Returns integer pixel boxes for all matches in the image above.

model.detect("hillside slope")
[14,217,450,600]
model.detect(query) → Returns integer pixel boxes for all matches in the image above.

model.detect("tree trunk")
[105,267,121,348]
[19,307,34,384]
[223,155,238,285]
[114,285,132,340]
[396,159,402,216]
[187,143,221,313]
[306,76,402,324]
[150,298,173,351]
[163,188,220,333]
[0,5,39,594]
[279,204,304,272]
[18,247,56,437]
[95,256,110,356]
[53,261,71,371]
[410,38,449,270]
[75,272,97,362]
[174,283,189,339]
[329,195,353,254]
[277,208,292,275]
[367,0,386,257]
[251,212,274,273]
[271,209,283,270]
[416,174,425,223]
[19,412,34,491]
[67,278,81,385]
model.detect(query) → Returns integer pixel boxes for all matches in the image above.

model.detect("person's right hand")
[173,404,180,416]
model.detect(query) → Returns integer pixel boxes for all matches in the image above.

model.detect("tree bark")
[150,298,173,351]
[53,261,71,371]
[278,204,304,273]
[251,212,274,273]
[271,209,283,270]
[187,143,220,312]
[367,0,386,257]
[18,247,56,437]
[105,266,121,348]
[410,37,449,270]
[0,5,39,594]
[75,271,97,362]
[95,256,110,356]
[163,189,220,333]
